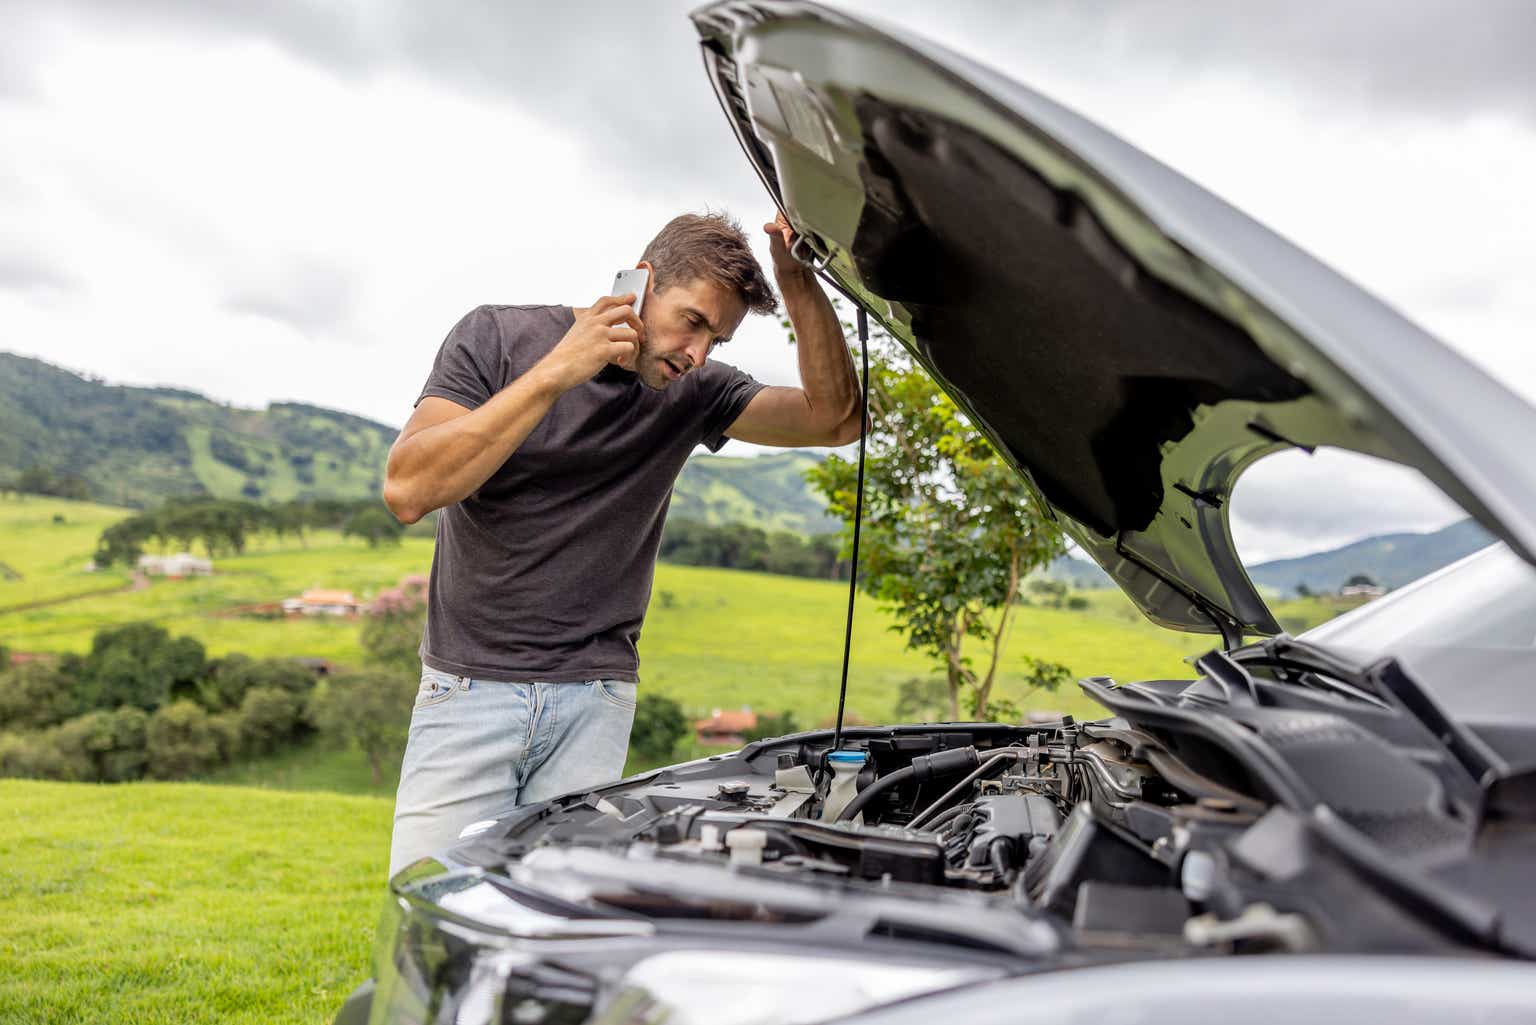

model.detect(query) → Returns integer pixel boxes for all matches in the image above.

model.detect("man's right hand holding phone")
[537,293,646,394]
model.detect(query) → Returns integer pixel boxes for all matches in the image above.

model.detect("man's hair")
[640,210,779,317]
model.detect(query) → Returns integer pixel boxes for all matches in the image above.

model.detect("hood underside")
[692,1,1536,638]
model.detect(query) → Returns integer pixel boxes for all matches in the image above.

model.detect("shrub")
[0,731,65,779]
[209,710,243,762]
[146,700,222,779]
[0,662,80,731]
[50,707,150,782]
[237,687,302,755]
[629,694,688,763]
[198,654,316,711]
[306,669,416,784]
[75,623,206,712]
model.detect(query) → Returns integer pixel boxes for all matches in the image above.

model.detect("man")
[383,210,861,874]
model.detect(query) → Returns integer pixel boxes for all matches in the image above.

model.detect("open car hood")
[691,1,1536,640]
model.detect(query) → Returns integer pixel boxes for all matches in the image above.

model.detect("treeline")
[95,496,405,566]
[0,625,375,781]
[659,518,848,580]
[2,465,92,502]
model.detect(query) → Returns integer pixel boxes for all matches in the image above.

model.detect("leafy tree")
[344,506,404,547]
[1026,578,1068,608]
[306,669,415,784]
[146,700,222,779]
[75,623,206,712]
[1295,582,1313,598]
[1345,573,1378,588]
[237,687,302,755]
[197,654,315,711]
[0,662,80,731]
[806,327,1065,720]
[50,707,149,781]
[629,693,688,762]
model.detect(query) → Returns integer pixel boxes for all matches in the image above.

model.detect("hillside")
[0,352,395,508]
[671,449,836,534]
[2,353,835,531]
[1246,518,1495,596]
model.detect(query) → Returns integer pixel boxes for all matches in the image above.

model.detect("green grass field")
[0,780,389,1024]
[0,496,1352,727]
[0,496,1363,1023]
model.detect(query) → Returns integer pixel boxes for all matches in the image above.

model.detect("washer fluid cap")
[828,750,868,765]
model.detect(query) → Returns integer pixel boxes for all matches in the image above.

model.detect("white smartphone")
[610,268,649,318]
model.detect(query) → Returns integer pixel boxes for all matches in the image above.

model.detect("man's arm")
[383,295,644,524]
[724,216,864,448]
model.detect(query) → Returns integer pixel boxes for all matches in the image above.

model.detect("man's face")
[632,262,748,391]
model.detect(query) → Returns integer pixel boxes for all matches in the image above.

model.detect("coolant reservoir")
[821,750,868,824]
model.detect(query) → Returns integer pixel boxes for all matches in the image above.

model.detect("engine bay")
[450,669,1536,964]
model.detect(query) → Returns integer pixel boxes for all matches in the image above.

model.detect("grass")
[0,779,390,1025]
[0,497,1358,728]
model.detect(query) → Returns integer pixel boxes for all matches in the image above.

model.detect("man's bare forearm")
[384,365,564,523]
[779,269,860,431]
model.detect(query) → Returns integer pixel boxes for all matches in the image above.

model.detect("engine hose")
[835,745,984,822]
[835,765,914,822]
[922,802,971,834]
[907,749,1024,829]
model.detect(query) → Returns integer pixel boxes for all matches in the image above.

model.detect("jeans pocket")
[415,668,462,708]
[594,680,637,711]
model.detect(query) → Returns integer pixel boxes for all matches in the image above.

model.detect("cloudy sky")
[3,1,1531,562]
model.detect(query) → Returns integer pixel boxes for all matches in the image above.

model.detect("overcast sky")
[3,1,1531,563]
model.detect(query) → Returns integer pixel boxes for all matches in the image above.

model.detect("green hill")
[1,353,834,531]
[671,449,836,534]
[0,352,396,508]
[1246,518,1495,596]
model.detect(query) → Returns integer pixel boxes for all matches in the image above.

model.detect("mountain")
[1245,518,1495,596]
[1046,519,1496,597]
[0,352,395,508]
[670,449,838,535]
[1,353,836,531]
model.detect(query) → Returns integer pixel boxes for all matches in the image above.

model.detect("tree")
[1295,582,1313,598]
[146,700,222,779]
[1344,573,1377,588]
[74,623,206,712]
[237,687,302,755]
[197,654,315,711]
[0,662,80,731]
[806,327,1065,721]
[344,506,404,548]
[306,669,415,784]
[629,693,688,763]
[49,707,149,781]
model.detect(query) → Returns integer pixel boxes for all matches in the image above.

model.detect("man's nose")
[684,339,710,369]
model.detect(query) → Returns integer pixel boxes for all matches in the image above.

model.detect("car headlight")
[368,862,993,1025]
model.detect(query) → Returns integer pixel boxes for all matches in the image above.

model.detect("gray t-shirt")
[414,304,765,683]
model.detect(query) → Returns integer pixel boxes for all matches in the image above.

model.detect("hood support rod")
[833,307,871,752]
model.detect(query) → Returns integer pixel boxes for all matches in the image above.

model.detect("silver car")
[340,4,1536,1022]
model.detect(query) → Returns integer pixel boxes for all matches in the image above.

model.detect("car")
[337,3,1536,1022]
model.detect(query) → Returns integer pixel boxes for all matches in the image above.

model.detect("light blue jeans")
[388,665,637,877]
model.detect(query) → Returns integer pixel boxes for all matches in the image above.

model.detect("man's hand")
[764,212,814,285]
[535,293,646,393]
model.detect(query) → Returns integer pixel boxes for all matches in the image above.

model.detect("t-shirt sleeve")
[696,361,768,453]
[416,306,504,411]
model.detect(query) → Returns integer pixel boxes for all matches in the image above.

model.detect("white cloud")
[2,1,1532,562]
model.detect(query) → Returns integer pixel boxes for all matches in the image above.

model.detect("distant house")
[282,588,362,617]
[137,552,213,578]
[695,707,758,745]
[1339,583,1387,599]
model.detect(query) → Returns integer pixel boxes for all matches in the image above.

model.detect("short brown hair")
[640,210,778,317]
